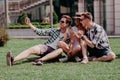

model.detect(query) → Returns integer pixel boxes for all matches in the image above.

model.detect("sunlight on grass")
[0,39,120,80]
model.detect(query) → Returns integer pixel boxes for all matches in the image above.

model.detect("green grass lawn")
[0,39,120,80]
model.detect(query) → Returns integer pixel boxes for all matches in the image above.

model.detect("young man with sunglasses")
[78,12,116,62]
[6,15,72,66]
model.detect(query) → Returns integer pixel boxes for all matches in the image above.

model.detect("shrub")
[53,11,58,24]
[32,22,40,26]
[17,11,27,24]
[42,17,50,24]
[0,28,9,47]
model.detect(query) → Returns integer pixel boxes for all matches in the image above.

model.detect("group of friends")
[6,12,116,66]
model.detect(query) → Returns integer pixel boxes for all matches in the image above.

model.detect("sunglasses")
[59,20,66,24]
[76,14,81,17]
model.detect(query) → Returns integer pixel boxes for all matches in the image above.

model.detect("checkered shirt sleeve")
[34,28,51,36]
[34,28,61,45]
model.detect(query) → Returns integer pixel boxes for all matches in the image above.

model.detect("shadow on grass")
[13,55,81,65]
[116,54,120,59]
[14,57,40,65]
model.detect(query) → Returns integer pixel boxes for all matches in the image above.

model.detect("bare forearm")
[82,35,94,48]
[28,23,36,31]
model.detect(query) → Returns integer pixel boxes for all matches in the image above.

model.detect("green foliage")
[8,23,29,29]
[0,28,9,47]
[31,22,40,25]
[8,23,59,29]
[53,11,58,24]
[17,11,28,24]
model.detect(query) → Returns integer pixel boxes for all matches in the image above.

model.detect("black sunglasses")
[59,20,66,24]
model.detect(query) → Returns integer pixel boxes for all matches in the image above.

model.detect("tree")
[17,11,28,24]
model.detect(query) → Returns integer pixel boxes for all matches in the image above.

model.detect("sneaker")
[74,56,81,62]
[32,60,43,66]
[6,51,14,66]
[59,57,68,62]
[81,58,88,64]
[88,56,96,61]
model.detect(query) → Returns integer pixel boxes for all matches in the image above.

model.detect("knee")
[75,46,81,51]
[71,46,81,55]
[29,46,40,55]
[58,48,63,53]
[57,41,64,48]
[55,48,63,55]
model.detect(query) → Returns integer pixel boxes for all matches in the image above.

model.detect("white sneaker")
[59,57,68,62]
[81,58,88,64]
[74,56,81,62]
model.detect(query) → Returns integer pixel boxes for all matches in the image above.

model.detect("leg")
[58,41,82,62]
[69,46,81,62]
[95,52,116,62]
[80,40,87,58]
[37,48,63,62]
[80,40,88,64]
[57,41,69,53]
[69,45,81,57]
[33,48,64,65]
[13,44,47,62]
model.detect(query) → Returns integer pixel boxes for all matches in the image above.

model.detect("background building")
[8,0,49,23]
[53,0,120,35]
[94,0,120,35]
[0,0,6,27]
[0,0,120,35]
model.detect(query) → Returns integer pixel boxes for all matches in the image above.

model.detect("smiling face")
[59,17,68,29]
[59,15,72,29]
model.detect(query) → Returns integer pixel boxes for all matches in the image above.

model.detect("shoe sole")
[32,61,43,66]
[6,52,12,66]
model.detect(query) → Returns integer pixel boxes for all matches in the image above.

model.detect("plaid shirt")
[85,23,111,50]
[34,28,70,47]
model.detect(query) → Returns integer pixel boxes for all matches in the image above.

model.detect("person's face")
[59,18,68,29]
[75,18,80,26]
[80,16,88,29]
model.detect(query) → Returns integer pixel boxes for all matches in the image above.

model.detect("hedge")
[8,23,59,29]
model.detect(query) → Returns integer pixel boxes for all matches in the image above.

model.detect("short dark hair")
[62,15,72,26]
[81,12,92,20]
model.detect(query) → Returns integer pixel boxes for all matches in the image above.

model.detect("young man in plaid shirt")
[78,12,116,62]
[6,15,72,66]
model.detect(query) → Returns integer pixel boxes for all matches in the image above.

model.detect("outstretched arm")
[25,17,51,36]
[25,17,36,31]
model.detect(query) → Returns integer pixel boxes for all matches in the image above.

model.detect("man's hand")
[25,17,36,31]
[25,17,31,25]
[77,31,84,38]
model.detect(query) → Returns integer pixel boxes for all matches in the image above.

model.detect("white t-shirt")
[71,26,80,48]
